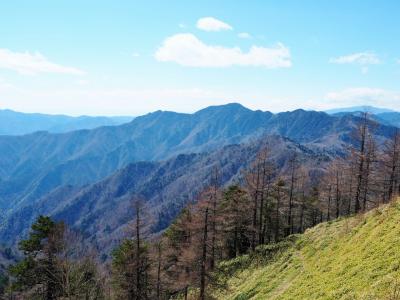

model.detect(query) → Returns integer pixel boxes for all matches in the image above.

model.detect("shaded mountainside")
[213,200,400,300]
[0,103,396,215]
[376,112,400,128]
[0,109,133,135]
[0,135,330,253]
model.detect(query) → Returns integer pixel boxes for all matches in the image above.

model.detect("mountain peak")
[195,103,251,115]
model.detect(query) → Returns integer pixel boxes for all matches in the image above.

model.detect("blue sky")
[0,0,399,115]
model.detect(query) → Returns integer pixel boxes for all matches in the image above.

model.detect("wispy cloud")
[0,48,85,75]
[196,17,233,32]
[329,52,381,65]
[329,52,381,74]
[238,32,252,39]
[325,87,400,108]
[155,33,291,68]
[132,52,140,57]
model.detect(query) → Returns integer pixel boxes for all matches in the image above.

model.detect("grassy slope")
[213,200,400,300]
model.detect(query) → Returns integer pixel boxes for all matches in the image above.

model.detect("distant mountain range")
[0,109,133,135]
[0,104,379,211]
[325,106,400,128]
[0,103,399,252]
[1,105,398,135]
[324,105,395,115]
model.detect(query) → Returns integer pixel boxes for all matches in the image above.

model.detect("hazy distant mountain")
[0,135,329,252]
[325,106,395,115]
[326,107,400,128]
[0,109,133,135]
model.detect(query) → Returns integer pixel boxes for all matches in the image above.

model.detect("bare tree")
[382,130,400,202]
[244,148,276,250]
[286,153,299,235]
[351,113,378,213]
[273,179,286,242]
[209,167,221,271]
[199,206,209,300]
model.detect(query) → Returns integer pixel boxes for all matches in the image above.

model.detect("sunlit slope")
[215,200,400,300]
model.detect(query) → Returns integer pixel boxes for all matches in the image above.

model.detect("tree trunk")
[335,170,340,218]
[354,114,368,213]
[287,156,297,236]
[156,242,162,300]
[299,191,305,233]
[135,201,142,300]
[327,185,332,221]
[210,177,218,270]
[275,186,281,242]
[200,207,209,300]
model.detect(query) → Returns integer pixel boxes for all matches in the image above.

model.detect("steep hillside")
[0,135,330,252]
[213,200,400,300]
[0,109,132,135]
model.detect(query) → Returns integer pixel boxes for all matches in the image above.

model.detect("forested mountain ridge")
[0,103,396,215]
[0,135,329,253]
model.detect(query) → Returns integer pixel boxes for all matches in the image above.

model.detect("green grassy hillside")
[213,200,400,300]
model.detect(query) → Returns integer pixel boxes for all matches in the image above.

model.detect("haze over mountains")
[325,105,400,128]
[0,103,399,252]
[324,105,395,115]
[0,109,133,135]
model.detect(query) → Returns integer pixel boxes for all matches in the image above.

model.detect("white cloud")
[155,33,291,68]
[196,17,233,31]
[361,66,369,74]
[325,87,400,108]
[0,77,14,91]
[76,79,89,86]
[238,32,252,39]
[132,52,140,57]
[329,52,381,65]
[0,48,85,75]
[179,23,186,29]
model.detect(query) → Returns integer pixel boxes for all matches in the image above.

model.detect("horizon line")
[0,102,396,118]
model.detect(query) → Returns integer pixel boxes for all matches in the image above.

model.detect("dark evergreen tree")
[9,216,64,300]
